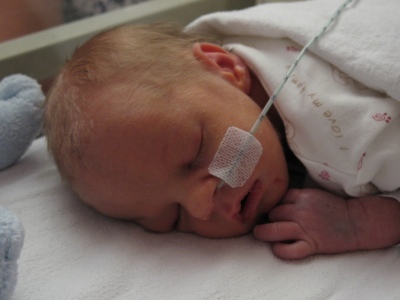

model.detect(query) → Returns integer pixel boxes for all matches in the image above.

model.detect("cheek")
[255,122,288,182]
[136,205,178,233]
[259,118,282,155]
[258,139,289,207]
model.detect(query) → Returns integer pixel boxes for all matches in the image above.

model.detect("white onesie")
[224,36,400,199]
[187,0,400,200]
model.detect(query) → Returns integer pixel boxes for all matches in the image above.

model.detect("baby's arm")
[253,189,400,260]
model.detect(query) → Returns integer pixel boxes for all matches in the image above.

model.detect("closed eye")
[189,128,207,169]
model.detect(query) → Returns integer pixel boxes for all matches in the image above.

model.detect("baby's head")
[45,24,288,238]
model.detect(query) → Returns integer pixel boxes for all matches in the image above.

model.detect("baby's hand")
[253,189,357,259]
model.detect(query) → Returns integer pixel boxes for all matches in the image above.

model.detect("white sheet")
[1,137,400,299]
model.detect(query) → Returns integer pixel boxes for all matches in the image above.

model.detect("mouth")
[233,180,262,223]
[241,193,250,211]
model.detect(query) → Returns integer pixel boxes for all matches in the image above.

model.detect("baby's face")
[78,78,288,238]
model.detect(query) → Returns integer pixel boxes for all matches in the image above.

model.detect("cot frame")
[0,0,257,81]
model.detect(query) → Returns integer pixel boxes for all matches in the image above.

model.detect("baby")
[44,23,400,260]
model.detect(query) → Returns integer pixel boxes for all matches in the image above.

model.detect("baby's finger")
[272,240,314,260]
[268,204,296,222]
[253,221,302,242]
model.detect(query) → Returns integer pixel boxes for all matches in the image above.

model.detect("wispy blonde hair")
[44,23,214,187]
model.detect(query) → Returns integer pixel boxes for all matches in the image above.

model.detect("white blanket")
[187,0,400,103]
[2,137,400,299]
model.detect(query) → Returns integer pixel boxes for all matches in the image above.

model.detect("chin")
[192,220,258,239]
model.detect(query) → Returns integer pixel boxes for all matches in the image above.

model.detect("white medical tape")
[208,127,262,188]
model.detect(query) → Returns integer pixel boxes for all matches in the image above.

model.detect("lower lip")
[242,180,263,222]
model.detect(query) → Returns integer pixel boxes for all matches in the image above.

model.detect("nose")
[181,178,216,221]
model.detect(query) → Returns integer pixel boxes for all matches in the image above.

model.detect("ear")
[193,42,251,94]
